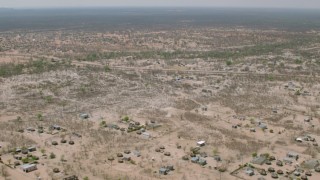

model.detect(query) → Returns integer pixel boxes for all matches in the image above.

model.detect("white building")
[20,164,37,173]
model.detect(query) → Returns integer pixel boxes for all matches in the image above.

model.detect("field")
[0,8,320,180]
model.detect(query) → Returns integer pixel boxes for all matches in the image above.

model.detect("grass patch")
[0,59,72,77]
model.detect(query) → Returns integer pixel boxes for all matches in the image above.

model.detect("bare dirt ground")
[0,27,320,180]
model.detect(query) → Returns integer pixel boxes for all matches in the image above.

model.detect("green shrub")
[252,152,258,157]
[50,152,56,159]
[226,60,232,66]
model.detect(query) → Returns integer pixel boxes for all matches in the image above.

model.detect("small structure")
[258,122,268,130]
[159,167,169,175]
[197,141,206,147]
[141,132,151,139]
[191,156,199,163]
[26,127,35,132]
[283,157,293,164]
[80,113,89,119]
[72,132,82,138]
[198,158,207,166]
[63,175,79,180]
[295,137,303,142]
[252,156,267,165]
[166,165,174,171]
[14,155,22,160]
[20,164,37,173]
[201,106,208,111]
[52,125,61,130]
[16,148,22,153]
[287,152,299,160]
[133,150,141,157]
[28,146,36,152]
[245,167,255,176]
[213,155,221,161]
[304,117,311,122]
[191,156,207,166]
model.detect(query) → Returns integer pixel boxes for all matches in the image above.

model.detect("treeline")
[0,59,72,77]
[80,36,314,61]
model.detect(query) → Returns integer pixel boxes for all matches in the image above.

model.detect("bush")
[252,152,258,157]
[226,60,232,66]
[104,65,111,72]
[21,158,29,164]
[50,152,56,159]
[122,116,129,122]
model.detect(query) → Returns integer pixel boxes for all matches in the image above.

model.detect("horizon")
[1,6,320,11]
[1,0,320,9]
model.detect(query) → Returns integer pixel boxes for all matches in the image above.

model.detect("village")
[0,13,320,180]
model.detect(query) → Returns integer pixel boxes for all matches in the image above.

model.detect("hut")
[141,132,150,139]
[28,147,36,152]
[197,141,206,147]
[52,125,61,130]
[245,168,254,176]
[252,156,267,165]
[191,156,199,163]
[20,164,37,173]
[63,175,79,180]
[287,152,299,160]
[159,167,168,175]
[80,113,89,119]
[198,158,207,166]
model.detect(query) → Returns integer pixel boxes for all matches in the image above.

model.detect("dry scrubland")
[0,27,320,180]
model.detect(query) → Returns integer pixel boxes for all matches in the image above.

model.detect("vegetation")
[50,152,56,159]
[0,59,72,77]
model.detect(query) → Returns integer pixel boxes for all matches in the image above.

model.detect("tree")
[252,152,258,157]
[50,152,56,159]
[37,113,43,121]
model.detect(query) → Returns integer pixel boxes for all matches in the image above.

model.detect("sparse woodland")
[0,23,320,180]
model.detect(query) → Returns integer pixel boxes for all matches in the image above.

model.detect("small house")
[166,165,174,171]
[28,146,36,152]
[251,156,267,165]
[141,132,151,139]
[20,164,37,173]
[63,175,79,180]
[16,148,22,153]
[52,125,61,130]
[245,168,254,176]
[80,113,89,119]
[197,141,205,147]
[26,127,35,132]
[258,122,268,130]
[198,158,207,166]
[287,152,299,160]
[14,155,22,160]
[213,155,221,161]
[295,137,303,142]
[133,150,141,157]
[159,167,168,175]
[283,157,293,164]
[201,106,208,111]
[191,156,199,163]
